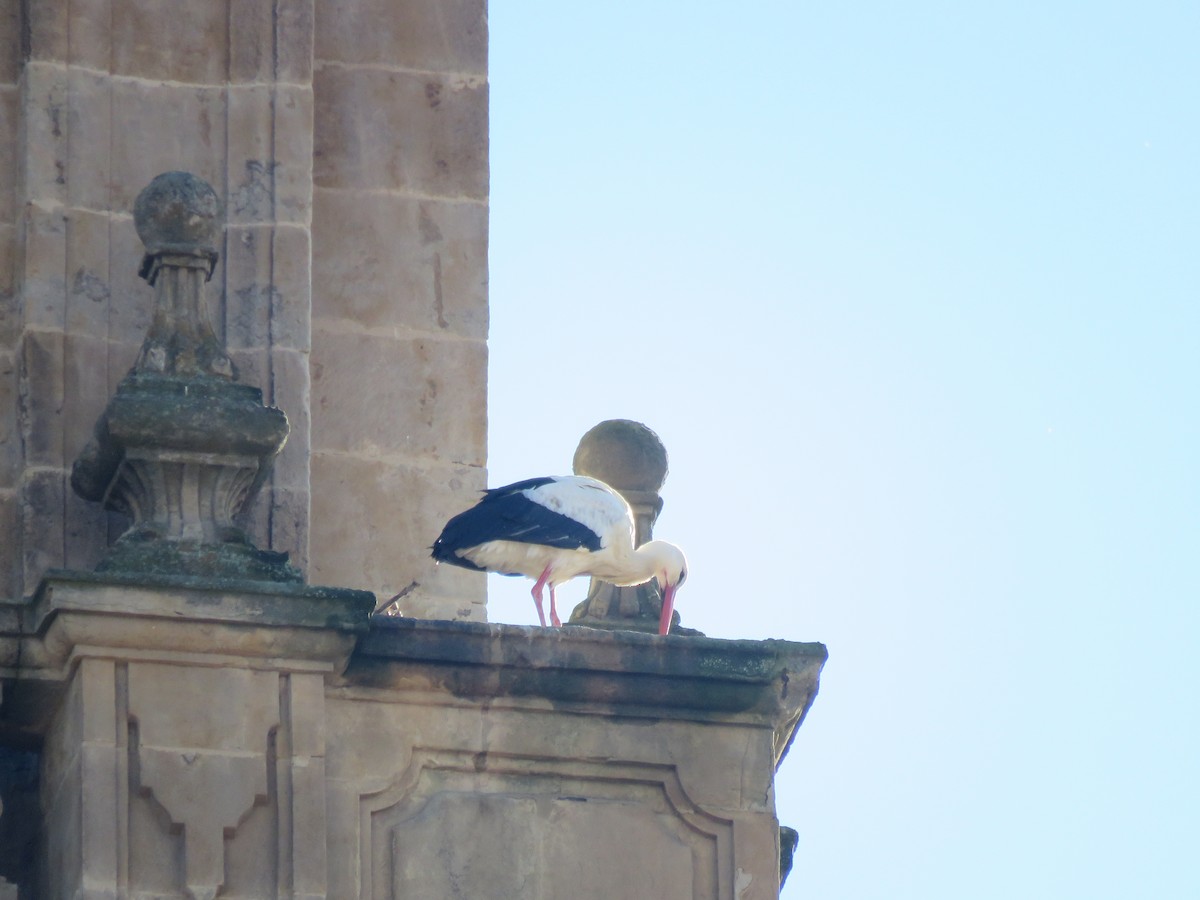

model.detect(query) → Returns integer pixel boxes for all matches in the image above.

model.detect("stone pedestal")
[3,572,374,899]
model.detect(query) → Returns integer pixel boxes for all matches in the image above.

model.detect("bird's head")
[642,541,687,635]
[645,540,688,592]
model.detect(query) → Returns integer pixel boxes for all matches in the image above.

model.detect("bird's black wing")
[432,479,603,571]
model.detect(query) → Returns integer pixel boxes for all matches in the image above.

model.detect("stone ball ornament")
[134,171,222,281]
[572,419,669,494]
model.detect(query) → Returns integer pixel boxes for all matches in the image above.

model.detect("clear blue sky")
[484,4,1198,897]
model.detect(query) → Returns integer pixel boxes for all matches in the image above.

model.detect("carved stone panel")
[359,750,734,900]
[127,663,280,899]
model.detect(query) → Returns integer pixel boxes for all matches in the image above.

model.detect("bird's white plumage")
[523,476,634,550]
[432,474,687,633]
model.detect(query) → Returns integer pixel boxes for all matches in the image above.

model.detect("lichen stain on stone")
[417,204,443,244]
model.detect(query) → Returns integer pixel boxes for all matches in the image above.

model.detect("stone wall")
[309,0,489,618]
[0,0,489,618]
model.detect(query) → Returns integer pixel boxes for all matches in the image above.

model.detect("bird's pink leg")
[531,565,552,627]
[548,584,562,628]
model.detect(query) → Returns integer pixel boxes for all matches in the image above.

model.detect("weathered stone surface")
[19,203,68,331]
[0,224,15,348]
[313,65,488,198]
[65,208,112,336]
[311,327,486,462]
[65,68,112,212]
[20,1,67,62]
[0,1,19,83]
[22,467,65,586]
[312,189,488,338]
[0,489,18,601]
[224,223,274,351]
[0,351,17,488]
[276,0,316,84]
[309,452,485,615]
[111,0,229,83]
[315,0,487,74]
[63,0,113,72]
[19,63,70,207]
[0,86,17,224]
[270,223,313,349]
[273,83,316,223]
[229,0,274,83]
[62,331,111,465]
[20,329,65,468]
[110,81,225,211]
[226,85,276,226]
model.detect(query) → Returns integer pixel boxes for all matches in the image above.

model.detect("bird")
[432,475,687,634]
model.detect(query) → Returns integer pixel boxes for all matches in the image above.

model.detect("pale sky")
[484,4,1198,897]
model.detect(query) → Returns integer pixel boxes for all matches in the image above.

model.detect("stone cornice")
[350,617,827,767]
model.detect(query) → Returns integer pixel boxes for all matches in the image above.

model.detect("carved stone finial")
[70,172,298,582]
[568,420,696,634]
[130,172,233,379]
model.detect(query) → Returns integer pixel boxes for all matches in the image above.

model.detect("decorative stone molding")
[360,749,733,900]
[129,664,280,900]
[70,173,298,582]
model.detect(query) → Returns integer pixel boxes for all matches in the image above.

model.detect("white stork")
[432,476,687,634]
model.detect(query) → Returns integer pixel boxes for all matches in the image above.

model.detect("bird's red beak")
[658,582,677,636]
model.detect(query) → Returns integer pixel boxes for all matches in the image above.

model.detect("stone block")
[22,466,65,583]
[19,63,69,207]
[109,80,225,213]
[267,484,309,572]
[62,329,110,475]
[0,489,18,601]
[224,223,273,350]
[229,0,273,83]
[106,338,140,391]
[309,452,485,611]
[271,223,312,350]
[66,0,113,76]
[226,85,275,226]
[0,85,16,223]
[64,479,109,572]
[236,479,272,555]
[315,0,486,75]
[274,83,315,224]
[65,208,112,336]
[313,65,487,199]
[0,230,15,347]
[226,347,270,399]
[276,0,315,84]
[19,202,68,330]
[111,0,228,83]
[310,327,486,464]
[65,70,114,212]
[270,345,310,489]
[20,328,65,467]
[0,1,19,83]
[0,350,15,487]
[312,190,487,339]
[105,215,151,348]
[22,2,68,62]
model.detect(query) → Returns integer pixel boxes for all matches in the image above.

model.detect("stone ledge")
[25,568,376,637]
[350,617,827,766]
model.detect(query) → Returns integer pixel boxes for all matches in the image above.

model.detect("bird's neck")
[608,541,667,587]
